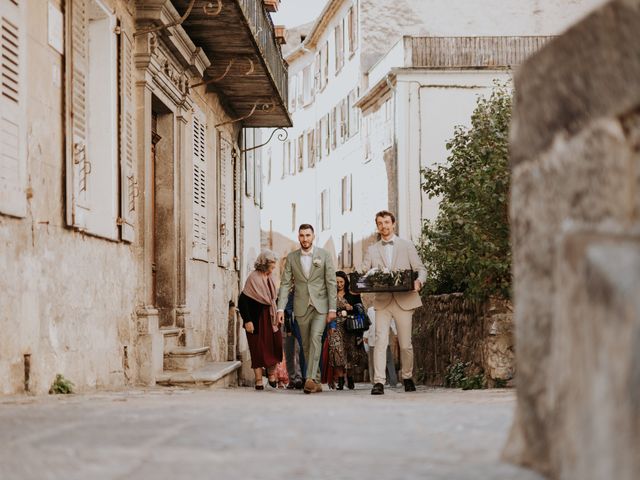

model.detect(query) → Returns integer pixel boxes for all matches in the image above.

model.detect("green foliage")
[419,83,513,301]
[49,374,74,394]
[444,361,486,390]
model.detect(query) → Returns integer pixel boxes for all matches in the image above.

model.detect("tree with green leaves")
[419,84,512,300]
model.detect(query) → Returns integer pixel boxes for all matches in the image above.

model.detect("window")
[315,122,321,164]
[383,98,393,148]
[321,189,331,231]
[291,203,297,231]
[307,129,315,168]
[267,147,272,185]
[192,111,208,260]
[347,5,358,55]
[348,89,359,137]
[244,128,254,197]
[0,0,26,218]
[321,41,329,88]
[341,174,352,213]
[297,72,304,106]
[339,98,348,144]
[334,22,344,73]
[341,232,353,268]
[302,64,313,105]
[292,138,297,175]
[281,141,286,179]
[218,132,233,267]
[320,116,328,159]
[297,134,304,172]
[314,51,321,93]
[330,107,337,150]
[289,74,297,112]
[66,0,131,241]
[364,115,372,160]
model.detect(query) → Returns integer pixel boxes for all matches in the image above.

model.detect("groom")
[276,224,337,394]
[361,210,427,395]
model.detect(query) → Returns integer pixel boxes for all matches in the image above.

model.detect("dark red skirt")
[246,306,283,369]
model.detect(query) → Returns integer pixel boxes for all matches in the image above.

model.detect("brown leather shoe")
[303,379,315,394]
[303,379,322,394]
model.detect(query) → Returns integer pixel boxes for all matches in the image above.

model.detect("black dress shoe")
[286,383,295,390]
[337,377,344,390]
[294,379,304,390]
[371,383,384,395]
[403,378,416,392]
[347,376,355,390]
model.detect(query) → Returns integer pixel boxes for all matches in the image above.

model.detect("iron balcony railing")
[237,0,288,107]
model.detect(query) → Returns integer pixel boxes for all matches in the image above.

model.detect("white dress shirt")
[382,235,396,267]
[300,248,313,278]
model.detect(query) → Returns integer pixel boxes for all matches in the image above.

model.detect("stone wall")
[505,1,640,478]
[412,294,514,387]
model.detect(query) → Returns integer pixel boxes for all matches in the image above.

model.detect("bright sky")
[270,0,330,28]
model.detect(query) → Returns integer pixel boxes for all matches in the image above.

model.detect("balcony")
[170,0,291,127]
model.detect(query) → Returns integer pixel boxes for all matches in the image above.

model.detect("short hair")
[254,249,277,272]
[375,210,396,224]
[298,223,315,233]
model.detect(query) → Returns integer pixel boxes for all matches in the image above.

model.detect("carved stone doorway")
[151,98,177,328]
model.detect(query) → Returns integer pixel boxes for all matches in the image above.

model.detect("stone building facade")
[0,0,289,395]
[506,0,640,478]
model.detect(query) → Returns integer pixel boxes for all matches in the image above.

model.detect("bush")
[49,374,74,394]
[444,361,486,390]
[419,83,512,301]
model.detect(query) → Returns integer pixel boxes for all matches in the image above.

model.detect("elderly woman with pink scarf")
[238,250,283,390]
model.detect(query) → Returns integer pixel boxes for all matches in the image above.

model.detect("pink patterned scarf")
[242,270,278,331]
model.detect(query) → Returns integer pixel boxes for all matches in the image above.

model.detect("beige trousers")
[373,298,414,385]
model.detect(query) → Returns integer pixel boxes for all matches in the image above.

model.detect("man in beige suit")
[360,210,427,395]
[276,224,337,393]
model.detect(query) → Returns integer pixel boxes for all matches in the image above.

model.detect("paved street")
[0,385,543,480]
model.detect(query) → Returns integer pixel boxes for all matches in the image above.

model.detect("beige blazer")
[277,247,337,317]
[360,236,427,311]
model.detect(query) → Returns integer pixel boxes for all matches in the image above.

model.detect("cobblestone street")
[0,385,543,480]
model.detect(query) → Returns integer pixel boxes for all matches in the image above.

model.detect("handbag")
[345,304,371,333]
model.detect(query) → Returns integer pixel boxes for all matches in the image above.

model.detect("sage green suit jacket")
[277,247,337,317]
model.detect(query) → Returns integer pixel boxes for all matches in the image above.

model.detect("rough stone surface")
[413,294,514,386]
[507,1,640,478]
[0,386,543,480]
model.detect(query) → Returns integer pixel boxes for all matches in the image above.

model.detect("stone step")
[159,327,183,351]
[156,361,241,388]
[163,346,209,372]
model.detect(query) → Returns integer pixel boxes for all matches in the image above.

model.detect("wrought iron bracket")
[134,0,223,37]
[214,102,273,128]
[240,128,288,154]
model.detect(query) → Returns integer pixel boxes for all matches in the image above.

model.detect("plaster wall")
[398,70,512,240]
[0,0,139,395]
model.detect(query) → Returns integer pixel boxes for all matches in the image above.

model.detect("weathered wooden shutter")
[218,131,233,267]
[0,0,26,217]
[192,113,207,260]
[65,0,91,229]
[119,28,135,242]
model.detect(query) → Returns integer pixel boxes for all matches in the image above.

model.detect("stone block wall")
[505,1,640,478]
[412,294,514,387]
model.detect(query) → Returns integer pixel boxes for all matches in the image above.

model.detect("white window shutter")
[119,28,135,242]
[192,112,207,260]
[0,0,26,218]
[65,0,91,229]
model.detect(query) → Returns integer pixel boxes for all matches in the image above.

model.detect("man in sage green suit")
[276,224,337,393]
